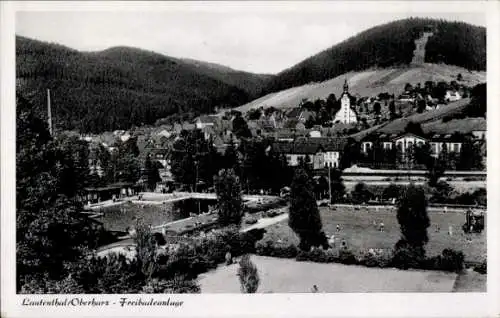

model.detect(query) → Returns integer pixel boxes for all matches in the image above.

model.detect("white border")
[2,1,499,318]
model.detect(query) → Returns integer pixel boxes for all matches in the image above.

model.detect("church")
[333,79,358,124]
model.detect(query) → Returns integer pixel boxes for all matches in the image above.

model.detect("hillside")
[16,36,271,133]
[179,58,273,97]
[350,97,486,141]
[231,63,485,114]
[262,18,485,95]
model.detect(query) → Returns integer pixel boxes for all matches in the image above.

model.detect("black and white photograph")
[1,1,499,317]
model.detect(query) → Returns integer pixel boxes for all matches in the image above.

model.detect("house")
[398,93,415,103]
[88,143,105,177]
[194,115,217,129]
[333,79,358,124]
[201,125,216,141]
[295,122,306,130]
[428,134,464,158]
[147,148,170,168]
[285,108,315,123]
[445,90,462,102]
[270,137,346,169]
[471,120,486,140]
[361,131,465,160]
[274,129,308,142]
[157,129,172,139]
[309,129,322,138]
[270,141,324,169]
[393,132,427,155]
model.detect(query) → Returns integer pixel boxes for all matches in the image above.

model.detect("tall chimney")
[47,89,53,135]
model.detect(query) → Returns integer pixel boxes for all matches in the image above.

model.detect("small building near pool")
[84,182,141,204]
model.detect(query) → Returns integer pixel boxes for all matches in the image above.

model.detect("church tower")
[333,78,358,124]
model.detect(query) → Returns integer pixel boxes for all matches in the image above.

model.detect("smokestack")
[47,89,53,135]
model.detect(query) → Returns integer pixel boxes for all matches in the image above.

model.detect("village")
[12,10,489,303]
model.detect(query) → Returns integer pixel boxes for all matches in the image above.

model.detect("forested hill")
[179,58,273,97]
[262,18,486,95]
[16,36,271,133]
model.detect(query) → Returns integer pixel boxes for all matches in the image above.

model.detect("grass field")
[263,206,486,263]
[199,255,458,293]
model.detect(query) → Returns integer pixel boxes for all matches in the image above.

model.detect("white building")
[445,90,462,102]
[333,80,358,124]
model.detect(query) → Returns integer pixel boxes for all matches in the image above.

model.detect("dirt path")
[411,32,434,65]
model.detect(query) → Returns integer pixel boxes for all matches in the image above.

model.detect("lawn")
[263,206,486,263]
[198,255,458,293]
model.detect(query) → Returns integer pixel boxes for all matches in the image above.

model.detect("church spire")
[343,78,349,93]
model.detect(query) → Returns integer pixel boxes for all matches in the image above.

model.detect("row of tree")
[169,131,293,194]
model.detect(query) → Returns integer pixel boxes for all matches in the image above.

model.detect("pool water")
[95,198,217,232]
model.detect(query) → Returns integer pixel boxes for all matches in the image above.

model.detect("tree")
[458,137,484,171]
[246,108,262,120]
[329,168,346,204]
[214,169,244,226]
[404,121,424,136]
[413,143,432,166]
[394,185,430,265]
[237,254,260,293]
[232,115,252,139]
[389,100,396,119]
[425,154,445,187]
[351,182,373,204]
[16,93,101,290]
[240,139,269,192]
[144,155,161,191]
[416,99,426,113]
[109,138,141,184]
[55,135,91,197]
[223,138,239,171]
[466,83,486,118]
[315,176,329,200]
[134,221,158,280]
[373,102,381,115]
[404,83,413,92]
[340,138,361,169]
[304,116,316,129]
[382,184,404,202]
[326,93,338,114]
[170,129,217,190]
[289,168,328,251]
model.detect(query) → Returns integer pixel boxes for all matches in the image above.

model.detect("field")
[263,206,486,263]
[199,255,458,293]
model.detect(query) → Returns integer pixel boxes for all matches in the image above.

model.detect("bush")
[338,249,357,265]
[237,255,260,293]
[391,243,426,270]
[245,217,258,225]
[141,276,200,294]
[296,247,337,263]
[255,238,298,258]
[436,249,465,272]
[156,226,261,280]
[358,249,393,268]
[474,260,487,274]
[264,209,284,218]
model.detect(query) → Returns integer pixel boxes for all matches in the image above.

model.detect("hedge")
[254,238,465,272]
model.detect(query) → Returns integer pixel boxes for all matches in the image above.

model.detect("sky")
[15,6,486,74]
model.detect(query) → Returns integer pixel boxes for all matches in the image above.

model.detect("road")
[242,212,289,232]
